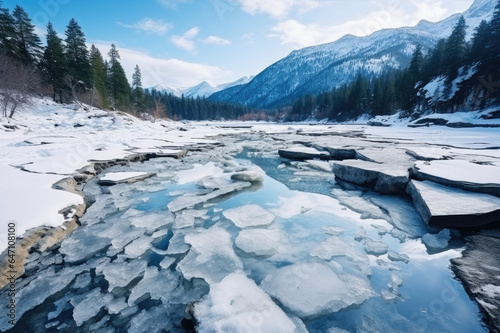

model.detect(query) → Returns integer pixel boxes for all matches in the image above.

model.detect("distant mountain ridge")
[209,0,495,109]
[149,76,254,98]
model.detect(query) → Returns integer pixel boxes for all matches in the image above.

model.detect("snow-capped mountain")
[150,76,254,98]
[209,0,495,109]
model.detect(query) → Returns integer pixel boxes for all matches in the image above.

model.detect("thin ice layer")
[223,204,275,228]
[261,262,376,318]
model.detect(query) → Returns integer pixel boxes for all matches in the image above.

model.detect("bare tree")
[0,53,40,118]
[153,98,168,121]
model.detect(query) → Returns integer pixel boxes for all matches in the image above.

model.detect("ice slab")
[407,180,500,227]
[422,229,451,249]
[128,267,179,305]
[387,250,410,264]
[195,273,298,333]
[177,227,243,284]
[124,236,152,257]
[261,262,376,319]
[128,305,173,333]
[278,146,330,160]
[413,160,500,197]
[97,259,147,291]
[59,227,111,263]
[311,236,371,276]
[332,160,409,194]
[235,228,282,256]
[223,204,275,228]
[98,172,153,185]
[71,288,113,326]
[231,165,265,182]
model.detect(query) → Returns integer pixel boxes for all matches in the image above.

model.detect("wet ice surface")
[0,151,489,332]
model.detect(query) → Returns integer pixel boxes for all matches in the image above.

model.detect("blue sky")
[4,0,474,88]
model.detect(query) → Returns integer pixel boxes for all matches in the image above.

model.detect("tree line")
[287,0,500,121]
[0,2,260,120]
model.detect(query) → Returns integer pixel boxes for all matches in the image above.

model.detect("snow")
[261,262,376,318]
[414,160,500,186]
[223,204,275,228]
[0,164,83,248]
[195,273,298,333]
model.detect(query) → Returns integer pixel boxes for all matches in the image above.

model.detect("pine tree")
[470,20,490,63]
[0,1,17,57]
[89,44,109,109]
[40,22,67,103]
[64,18,91,88]
[11,5,42,65]
[131,64,144,109]
[107,44,130,110]
[444,16,468,79]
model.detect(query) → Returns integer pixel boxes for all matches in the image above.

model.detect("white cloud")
[201,35,231,45]
[237,0,324,19]
[410,0,449,23]
[157,0,191,9]
[171,27,199,52]
[268,0,476,48]
[90,42,233,87]
[117,18,171,35]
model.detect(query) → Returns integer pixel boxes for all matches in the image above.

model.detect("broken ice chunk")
[160,256,176,269]
[223,204,275,228]
[231,165,265,182]
[364,239,389,256]
[371,224,388,235]
[128,305,174,333]
[168,181,251,212]
[261,262,376,319]
[59,228,111,263]
[387,250,410,264]
[129,211,174,233]
[196,176,233,189]
[97,259,147,291]
[422,229,451,249]
[235,228,282,256]
[124,236,152,257]
[177,227,243,284]
[195,273,299,333]
[71,288,113,326]
[376,259,401,271]
[128,267,179,305]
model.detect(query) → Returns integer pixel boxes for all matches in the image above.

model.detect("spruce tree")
[89,44,109,109]
[107,44,130,110]
[444,16,468,79]
[0,1,17,57]
[11,5,42,64]
[64,18,91,88]
[40,22,67,103]
[131,64,144,109]
[470,20,490,63]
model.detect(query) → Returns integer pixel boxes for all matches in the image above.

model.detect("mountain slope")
[151,76,254,98]
[210,0,495,109]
